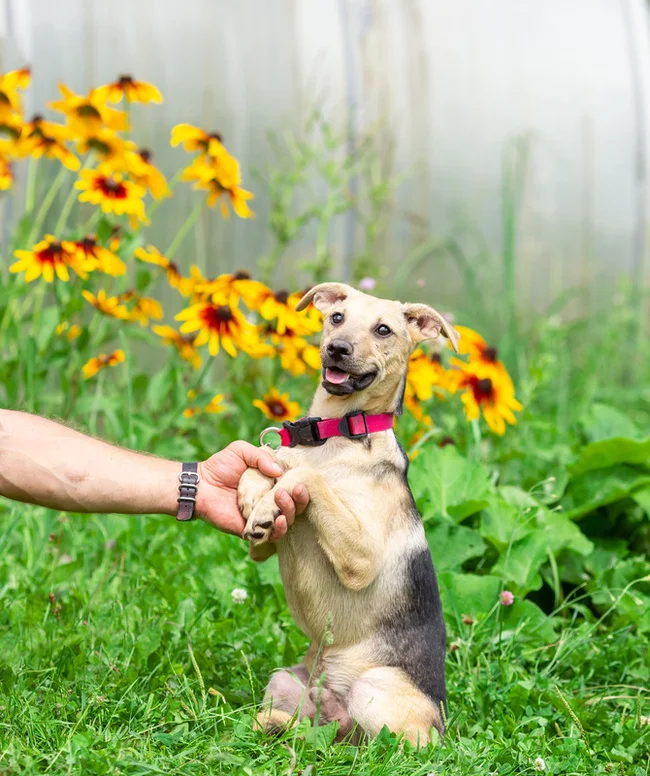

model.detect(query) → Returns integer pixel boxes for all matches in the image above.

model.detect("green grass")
[1,502,648,775]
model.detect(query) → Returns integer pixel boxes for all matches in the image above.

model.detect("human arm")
[0,410,308,537]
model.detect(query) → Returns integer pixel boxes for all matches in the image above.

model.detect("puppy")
[237,282,460,747]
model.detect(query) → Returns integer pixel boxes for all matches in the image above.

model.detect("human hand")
[196,441,309,537]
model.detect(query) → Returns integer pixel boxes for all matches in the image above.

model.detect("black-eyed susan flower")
[198,179,254,219]
[82,349,125,379]
[77,130,135,169]
[258,289,321,336]
[0,116,23,154]
[11,235,89,282]
[134,245,193,295]
[269,329,320,376]
[81,289,130,320]
[183,392,225,418]
[253,388,300,423]
[0,67,30,120]
[175,301,259,358]
[171,124,231,158]
[195,270,270,309]
[56,322,82,341]
[125,149,169,198]
[152,325,203,369]
[126,295,164,327]
[19,119,80,170]
[75,170,147,223]
[74,235,126,276]
[453,325,503,368]
[450,361,523,435]
[94,75,163,104]
[49,84,128,137]
[406,350,451,402]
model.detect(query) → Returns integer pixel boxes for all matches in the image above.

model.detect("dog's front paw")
[238,467,276,520]
[243,494,281,543]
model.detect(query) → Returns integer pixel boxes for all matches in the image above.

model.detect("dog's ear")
[402,303,460,352]
[296,282,355,312]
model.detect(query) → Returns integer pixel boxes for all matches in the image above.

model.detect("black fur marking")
[378,548,447,715]
[395,374,407,416]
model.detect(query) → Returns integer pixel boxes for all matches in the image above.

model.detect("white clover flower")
[534,757,546,772]
[231,587,248,604]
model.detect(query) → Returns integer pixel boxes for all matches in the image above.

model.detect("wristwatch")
[177,462,200,521]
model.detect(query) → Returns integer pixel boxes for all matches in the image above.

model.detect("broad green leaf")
[569,437,650,475]
[561,466,650,519]
[500,599,557,644]
[581,402,640,442]
[437,571,501,619]
[491,531,549,591]
[480,496,534,552]
[632,484,650,517]
[537,510,594,556]
[410,445,492,522]
[426,522,486,571]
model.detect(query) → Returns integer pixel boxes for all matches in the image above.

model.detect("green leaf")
[426,522,486,571]
[537,510,593,556]
[631,484,650,517]
[501,599,557,643]
[561,466,650,520]
[569,437,650,475]
[581,402,640,442]
[437,572,501,619]
[146,367,173,412]
[410,445,492,522]
[491,532,549,592]
[480,496,534,552]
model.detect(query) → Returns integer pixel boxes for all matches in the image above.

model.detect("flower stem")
[166,357,212,428]
[25,157,39,214]
[27,167,68,244]
[145,170,182,221]
[54,183,80,235]
[165,201,203,259]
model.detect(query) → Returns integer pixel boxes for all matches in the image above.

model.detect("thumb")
[230,441,283,478]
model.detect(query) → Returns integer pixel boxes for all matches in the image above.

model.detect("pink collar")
[260,411,395,448]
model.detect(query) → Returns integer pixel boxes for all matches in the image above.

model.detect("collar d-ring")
[259,426,283,447]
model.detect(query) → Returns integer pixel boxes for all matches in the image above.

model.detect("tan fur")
[238,283,459,746]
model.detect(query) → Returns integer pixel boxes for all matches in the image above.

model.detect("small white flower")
[640,715,649,727]
[231,587,248,604]
[534,757,546,772]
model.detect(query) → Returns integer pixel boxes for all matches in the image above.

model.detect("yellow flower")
[183,393,225,418]
[453,325,504,368]
[82,289,130,320]
[82,349,125,379]
[125,149,169,198]
[77,130,135,169]
[171,125,233,161]
[0,153,12,189]
[123,294,164,327]
[75,170,147,223]
[194,271,270,309]
[18,117,80,170]
[49,84,128,137]
[0,67,31,120]
[134,245,192,294]
[406,350,450,402]
[74,235,126,276]
[11,235,89,282]
[56,322,82,341]
[253,388,301,423]
[0,116,23,155]
[270,329,321,376]
[152,325,203,369]
[403,385,433,426]
[175,301,260,358]
[93,75,163,104]
[258,289,321,336]
[451,361,523,435]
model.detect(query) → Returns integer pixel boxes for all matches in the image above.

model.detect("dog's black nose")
[327,339,353,360]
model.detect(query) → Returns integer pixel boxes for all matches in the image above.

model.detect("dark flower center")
[215,305,233,321]
[431,353,442,364]
[118,75,134,86]
[77,103,101,119]
[201,304,236,331]
[234,270,251,280]
[98,176,127,198]
[31,114,44,124]
[138,148,152,163]
[274,289,290,304]
[472,378,494,403]
[88,137,110,155]
[81,236,97,250]
[209,132,223,142]
[269,401,287,417]
[483,346,498,362]
[438,436,455,447]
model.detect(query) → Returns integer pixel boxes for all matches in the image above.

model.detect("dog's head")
[297,282,460,410]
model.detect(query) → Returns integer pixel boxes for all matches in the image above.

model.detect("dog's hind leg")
[256,665,315,732]
[347,666,443,747]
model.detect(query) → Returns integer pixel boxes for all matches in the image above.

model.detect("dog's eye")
[375,324,392,337]
[330,312,344,325]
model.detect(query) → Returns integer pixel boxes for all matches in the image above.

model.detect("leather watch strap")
[177,462,199,522]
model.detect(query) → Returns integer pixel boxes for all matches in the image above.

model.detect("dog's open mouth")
[322,366,377,395]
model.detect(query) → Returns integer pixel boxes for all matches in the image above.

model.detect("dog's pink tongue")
[325,368,349,384]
